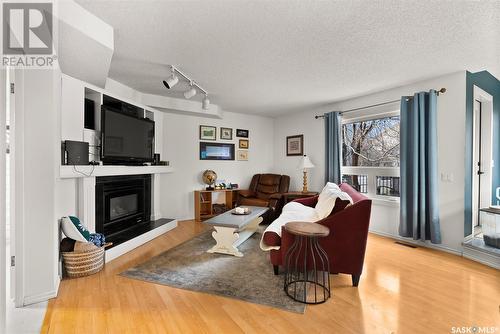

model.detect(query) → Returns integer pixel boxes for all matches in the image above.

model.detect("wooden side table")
[283,221,331,304]
[194,189,239,222]
[283,191,319,204]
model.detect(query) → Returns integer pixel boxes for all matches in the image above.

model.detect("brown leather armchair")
[237,174,290,224]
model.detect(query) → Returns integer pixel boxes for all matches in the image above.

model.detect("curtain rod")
[314,87,446,119]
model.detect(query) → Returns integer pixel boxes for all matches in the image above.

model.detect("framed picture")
[236,129,249,138]
[199,125,216,140]
[286,135,303,156]
[220,127,233,140]
[237,150,248,161]
[239,139,249,149]
[200,142,235,160]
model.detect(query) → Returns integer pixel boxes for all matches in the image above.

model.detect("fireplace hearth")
[96,174,152,248]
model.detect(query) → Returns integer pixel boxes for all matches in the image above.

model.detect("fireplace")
[96,174,151,247]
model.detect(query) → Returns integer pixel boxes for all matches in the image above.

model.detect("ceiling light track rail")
[169,65,208,95]
[163,65,210,109]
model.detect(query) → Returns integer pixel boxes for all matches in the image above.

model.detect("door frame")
[1,68,7,332]
[471,85,494,235]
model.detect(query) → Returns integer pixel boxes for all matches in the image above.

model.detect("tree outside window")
[342,116,400,197]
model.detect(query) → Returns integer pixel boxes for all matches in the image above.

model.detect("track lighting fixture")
[163,66,179,89]
[202,94,210,110]
[162,65,210,108]
[184,82,197,99]
[163,75,179,89]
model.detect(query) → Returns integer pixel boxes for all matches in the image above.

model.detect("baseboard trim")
[23,289,58,306]
[462,245,500,269]
[369,230,463,256]
[105,220,178,263]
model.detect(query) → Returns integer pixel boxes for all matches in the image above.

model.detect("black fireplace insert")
[96,174,151,247]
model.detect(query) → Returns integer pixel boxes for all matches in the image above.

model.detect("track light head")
[163,74,179,89]
[202,95,210,110]
[184,83,197,99]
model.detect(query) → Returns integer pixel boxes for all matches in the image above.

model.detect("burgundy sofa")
[263,183,372,286]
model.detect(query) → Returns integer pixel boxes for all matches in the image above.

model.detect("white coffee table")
[204,206,269,257]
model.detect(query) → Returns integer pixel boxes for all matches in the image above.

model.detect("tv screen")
[101,107,155,163]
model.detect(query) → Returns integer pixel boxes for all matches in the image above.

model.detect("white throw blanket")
[260,183,353,251]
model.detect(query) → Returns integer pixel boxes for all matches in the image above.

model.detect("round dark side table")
[283,221,331,304]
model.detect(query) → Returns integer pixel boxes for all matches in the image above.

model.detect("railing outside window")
[376,176,400,197]
[341,174,368,193]
[341,167,400,199]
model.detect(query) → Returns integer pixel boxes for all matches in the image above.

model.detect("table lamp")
[298,155,315,193]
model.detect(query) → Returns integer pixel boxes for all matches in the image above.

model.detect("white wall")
[273,71,467,253]
[159,111,275,220]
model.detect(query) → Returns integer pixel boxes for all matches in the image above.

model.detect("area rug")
[120,230,306,313]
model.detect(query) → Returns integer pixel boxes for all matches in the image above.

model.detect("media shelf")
[59,165,174,179]
[194,189,239,221]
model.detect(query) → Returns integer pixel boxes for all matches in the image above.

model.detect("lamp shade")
[299,155,315,169]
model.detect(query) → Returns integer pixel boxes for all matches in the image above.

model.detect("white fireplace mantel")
[60,165,174,179]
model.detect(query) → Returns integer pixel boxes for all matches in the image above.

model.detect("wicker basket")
[62,242,112,278]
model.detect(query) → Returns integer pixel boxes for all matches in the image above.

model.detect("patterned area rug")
[121,230,306,313]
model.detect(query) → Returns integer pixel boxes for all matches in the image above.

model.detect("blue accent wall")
[464,71,500,237]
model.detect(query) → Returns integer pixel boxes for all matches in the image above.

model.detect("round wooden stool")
[283,221,331,304]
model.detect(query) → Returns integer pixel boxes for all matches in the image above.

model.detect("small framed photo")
[239,139,249,149]
[220,127,233,140]
[237,150,248,161]
[200,125,216,140]
[236,129,249,138]
[286,134,303,156]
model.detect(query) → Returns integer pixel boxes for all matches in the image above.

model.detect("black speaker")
[63,140,89,165]
[154,153,160,165]
[84,98,95,130]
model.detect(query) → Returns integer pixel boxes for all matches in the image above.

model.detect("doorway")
[471,86,494,237]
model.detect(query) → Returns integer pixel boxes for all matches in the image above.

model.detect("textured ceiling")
[76,0,500,116]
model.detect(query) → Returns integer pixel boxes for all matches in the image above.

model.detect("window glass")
[342,116,400,167]
[342,174,368,193]
[376,176,400,197]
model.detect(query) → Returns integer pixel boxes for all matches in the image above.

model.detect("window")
[341,114,400,198]
[376,176,400,197]
[342,174,368,193]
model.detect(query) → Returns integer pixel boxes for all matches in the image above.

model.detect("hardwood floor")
[42,220,500,334]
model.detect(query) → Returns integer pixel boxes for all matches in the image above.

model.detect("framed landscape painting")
[200,142,235,160]
[286,134,303,156]
[199,125,216,140]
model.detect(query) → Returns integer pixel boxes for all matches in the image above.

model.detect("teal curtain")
[399,90,442,244]
[325,112,342,184]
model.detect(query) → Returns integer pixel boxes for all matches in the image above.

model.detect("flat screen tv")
[101,106,155,164]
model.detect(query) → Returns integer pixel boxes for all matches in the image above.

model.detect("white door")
[472,87,494,235]
[0,67,7,333]
[7,69,24,307]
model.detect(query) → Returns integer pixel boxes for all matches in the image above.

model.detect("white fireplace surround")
[61,166,176,262]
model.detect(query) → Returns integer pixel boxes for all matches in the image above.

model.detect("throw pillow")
[61,216,91,242]
[315,183,339,219]
[315,183,352,219]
